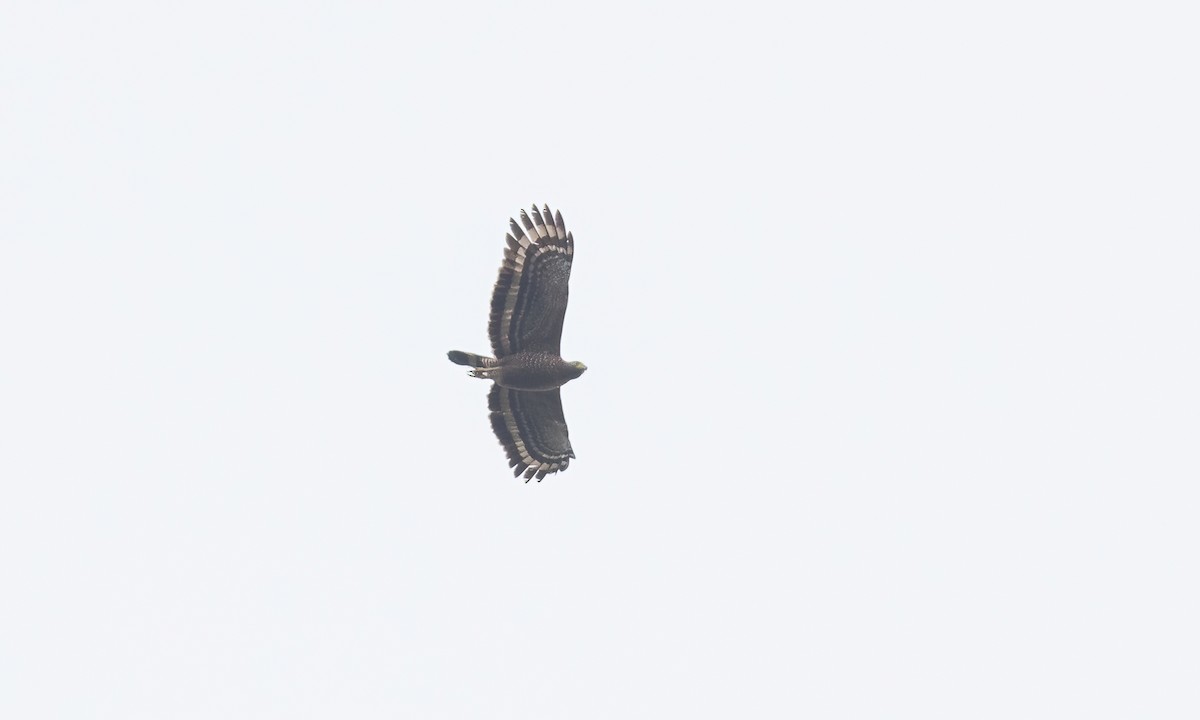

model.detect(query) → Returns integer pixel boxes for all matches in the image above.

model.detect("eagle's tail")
[447,350,496,369]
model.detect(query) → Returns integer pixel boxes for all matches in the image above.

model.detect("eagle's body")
[448,205,586,481]
[449,350,585,391]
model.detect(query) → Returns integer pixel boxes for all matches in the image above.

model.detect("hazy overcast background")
[2,2,1197,718]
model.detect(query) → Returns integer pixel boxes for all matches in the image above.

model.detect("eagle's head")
[568,360,588,378]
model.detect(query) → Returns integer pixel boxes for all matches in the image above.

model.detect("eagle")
[448,204,587,481]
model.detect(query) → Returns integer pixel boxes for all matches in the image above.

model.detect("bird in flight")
[448,204,586,481]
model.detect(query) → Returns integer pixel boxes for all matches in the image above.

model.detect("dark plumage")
[448,204,586,481]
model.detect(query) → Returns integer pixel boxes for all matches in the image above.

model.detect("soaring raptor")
[448,204,586,481]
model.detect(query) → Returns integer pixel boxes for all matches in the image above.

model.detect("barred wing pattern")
[488,205,574,357]
[488,385,575,481]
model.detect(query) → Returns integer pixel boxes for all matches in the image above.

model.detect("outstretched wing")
[488,204,574,357]
[488,385,575,481]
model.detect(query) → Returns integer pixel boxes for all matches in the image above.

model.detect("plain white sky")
[2,2,1197,718]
